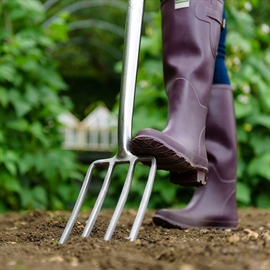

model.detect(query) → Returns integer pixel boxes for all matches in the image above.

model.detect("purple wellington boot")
[152,84,238,229]
[130,0,224,186]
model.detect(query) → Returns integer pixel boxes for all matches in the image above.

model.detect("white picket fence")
[58,106,117,152]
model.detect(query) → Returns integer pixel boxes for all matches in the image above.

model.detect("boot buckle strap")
[195,2,223,27]
[206,8,223,26]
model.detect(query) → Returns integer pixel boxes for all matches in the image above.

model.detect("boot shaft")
[156,84,238,228]
[205,84,237,180]
[161,0,224,159]
[161,0,224,106]
[171,84,237,183]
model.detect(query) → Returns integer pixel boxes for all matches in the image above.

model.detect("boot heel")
[170,170,207,187]
[197,170,207,185]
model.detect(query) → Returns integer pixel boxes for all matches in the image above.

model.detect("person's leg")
[131,0,224,186]
[213,9,230,85]
[153,9,238,229]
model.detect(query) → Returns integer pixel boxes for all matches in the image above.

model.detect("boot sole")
[130,135,208,185]
[153,214,238,230]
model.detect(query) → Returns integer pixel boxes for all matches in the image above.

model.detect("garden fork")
[59,0,156,244]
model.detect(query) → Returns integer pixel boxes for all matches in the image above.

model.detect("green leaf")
[157,170,170,177]
[234,99,254,119]
[2,174,22,193]
[153,179,177,204]
[0,86,9,107]
[32,152,47,173]
[236,126,248,143]
[16,38,37,51]
[17,154,31,174]
[37,36,53,47]
[9,90,32,117]
[7,119,29,131]
[47,18,69,42]
[9,8,26,21]
[50,195,64,210]
[248,152,270,180]
[0,63,16,82]
[256,194,270,208]
[250,133,270,155]
[57,185,71,202]
[236,182,251,205]
[258,82,270,113]
[5,150,19,162]
[248,55,270,83]
[20,0,43,12]
[28,122,43,137]
[28,122,50,146]
[1,150,19,175]
[39,68,67,90]
[4,161,17,176]
[236,158,245,179]
[247,114,270,130]
[20,59,38,72]
[18,0,44,21]
[0,131,5,143]
[227,32,252,53]
[20,188,33,209]
[33,186,47,205]
[0,201,7,213]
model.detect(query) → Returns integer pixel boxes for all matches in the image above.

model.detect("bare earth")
[0,208,269,270]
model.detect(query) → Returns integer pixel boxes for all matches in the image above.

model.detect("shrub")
[0,0,82,212]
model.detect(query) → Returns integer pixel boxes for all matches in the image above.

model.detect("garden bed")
[0,208,269,270]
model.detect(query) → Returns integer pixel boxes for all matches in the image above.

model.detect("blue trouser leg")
[213,9,230,85]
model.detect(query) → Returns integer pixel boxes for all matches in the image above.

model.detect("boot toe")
[153,208,238,230]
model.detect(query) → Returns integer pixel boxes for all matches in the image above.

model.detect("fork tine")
[82,161,115,238]
[59,162,96,244]
[103,158,137,241]
[128,157,156,241]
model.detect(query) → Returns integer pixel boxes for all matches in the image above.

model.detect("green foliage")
[226,2,270,207]
[0,0,82,212]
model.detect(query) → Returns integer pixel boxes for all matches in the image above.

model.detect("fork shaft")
[117,0,145,158]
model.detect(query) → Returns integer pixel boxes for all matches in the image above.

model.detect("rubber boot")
[152,84,238,229]
[130,0,224,186]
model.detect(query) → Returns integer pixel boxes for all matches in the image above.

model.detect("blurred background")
[0,0,269,213]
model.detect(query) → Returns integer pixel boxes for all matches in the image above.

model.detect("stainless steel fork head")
[59,153,156,244]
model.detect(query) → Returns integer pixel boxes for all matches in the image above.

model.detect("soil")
[0,208,269,270]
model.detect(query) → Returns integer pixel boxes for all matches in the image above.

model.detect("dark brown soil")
[0,209,269,270]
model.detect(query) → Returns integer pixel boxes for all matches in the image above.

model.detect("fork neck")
[117,0,145,158]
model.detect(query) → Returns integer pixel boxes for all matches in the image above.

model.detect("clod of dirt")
[262,232,270,242]
[243,228,259,240]
[227,234,240,243]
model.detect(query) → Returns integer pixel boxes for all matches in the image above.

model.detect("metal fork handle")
[117,0,145,158]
